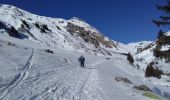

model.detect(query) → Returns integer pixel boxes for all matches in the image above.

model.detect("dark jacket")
[78,56,85,63]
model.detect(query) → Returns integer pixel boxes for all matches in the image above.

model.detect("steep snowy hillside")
[0,4,128,56]
[0,4,170,100]
[134,31,170,74]
[127,41,154,54]
[0,33,170,100]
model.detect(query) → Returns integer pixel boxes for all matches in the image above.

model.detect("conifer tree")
[127,53,134,64]
[157,29,164,39]
[153,0,170,27]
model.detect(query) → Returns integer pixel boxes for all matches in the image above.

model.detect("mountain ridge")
[0,4,170,100]
[0,4,136,55]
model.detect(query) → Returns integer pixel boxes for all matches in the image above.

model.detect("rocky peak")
[0,4,130,56]
[67,21,114,48]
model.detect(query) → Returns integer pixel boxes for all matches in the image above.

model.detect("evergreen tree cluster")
[157,29,165,39]
[153,0,170,27]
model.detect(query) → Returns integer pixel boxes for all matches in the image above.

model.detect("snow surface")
[0,4,170,100]
[133,41,170,73]
[0,35,170,100]
[160,45,170,51]
[127,41,153,54]
[0,4,130,55]
[165,31,170,36]
[134,44,156,68]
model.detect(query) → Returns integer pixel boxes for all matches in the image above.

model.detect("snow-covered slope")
[127,41,154,54]
[0,33,170,100]
[0,4,170,100]
[165,31,170,36]
[0,4,128,56]
[134,31,170,73]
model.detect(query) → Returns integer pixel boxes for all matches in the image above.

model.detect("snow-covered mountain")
[134,31,170,74]
[127,41,154,54]
[0,4,170,100]
[0,4,129,56]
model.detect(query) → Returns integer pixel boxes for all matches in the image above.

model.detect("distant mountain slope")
[0,4,129,55]
[134,32,170,73]
[127,41,154,54]
[0,4,170,100]
[0,32,170,100]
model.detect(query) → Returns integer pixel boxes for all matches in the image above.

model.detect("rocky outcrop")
[0,21,28,39]
[67,22,114,48]
[34,22,51,33]
[115,76,133,84]
[133,85,152,92]
[0,4,127,56]
[154,35,170,61]
[137,42,155,54]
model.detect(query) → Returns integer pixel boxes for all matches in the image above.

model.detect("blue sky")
[0,0,165,43]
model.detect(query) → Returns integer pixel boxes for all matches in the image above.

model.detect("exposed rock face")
[0,4,130,56]
[34,22,51,33]
[0,21,28,39]
[137,42,155,54]
[44,49,54,54]
[154,35,170,61]
[133,85,152,92]
[67,22,114,48]
[115,76,133,84]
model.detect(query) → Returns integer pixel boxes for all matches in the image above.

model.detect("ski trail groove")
[41,67,102,100]
[24,49,35,70]
[77,71,91,95]
[34,66,79,99]
[0,49,35,99]
[0,72,26,99]
[0,50,104,100]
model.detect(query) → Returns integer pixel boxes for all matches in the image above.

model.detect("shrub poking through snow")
[8,42,16,46]
[145,63,155,77]
[165,72,170,76]
[45,49,54,54]
[56,26,61,30]
[136,63,140,69]
[63,58,70,63]
[167,80,170,82]
[143,91,161,100]
[145,63,163,79]
[154,67,163,79]
[127,53,134,64]
[106,57,111,60]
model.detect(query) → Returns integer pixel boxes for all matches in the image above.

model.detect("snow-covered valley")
[0,35,170,100]
[0,4,170,100]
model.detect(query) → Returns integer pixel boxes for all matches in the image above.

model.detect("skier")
[78,55,85,67]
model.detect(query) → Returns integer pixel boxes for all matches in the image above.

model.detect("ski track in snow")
[1,43,169,100]
[0,49,35,100]
[31,67,103,100]
[0,49,103,100]
[0,4,170,100]
[23,49,35,70]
